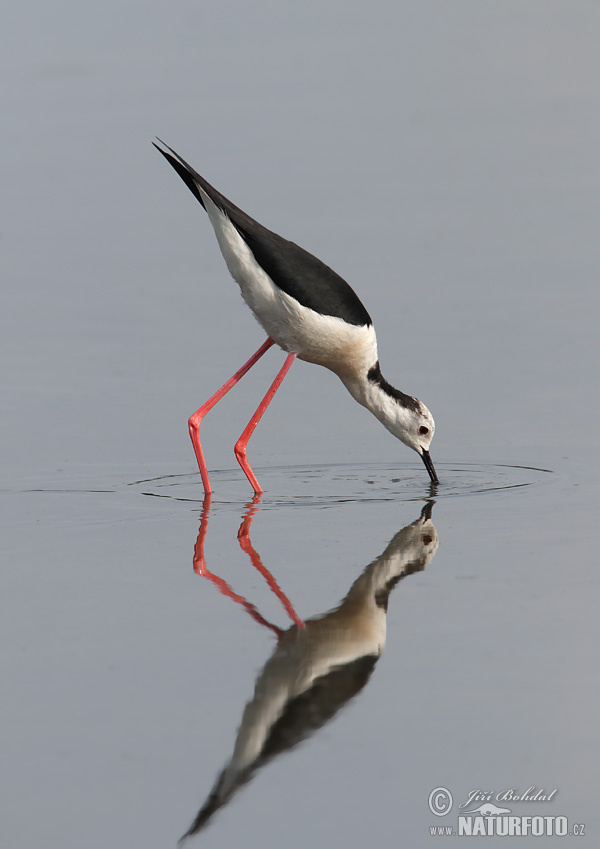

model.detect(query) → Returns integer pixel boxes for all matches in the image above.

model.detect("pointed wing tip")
[152,141,210,211]
[153,137,182,160]
[152,138,174,160]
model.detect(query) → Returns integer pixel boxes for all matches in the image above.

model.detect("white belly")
[202,190,378,376]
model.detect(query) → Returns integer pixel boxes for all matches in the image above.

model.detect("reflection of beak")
[421,449,439,484]
[420,500,435,521]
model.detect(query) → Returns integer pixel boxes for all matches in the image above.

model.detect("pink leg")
[238,499,305,629]
[189,338,274,492]
[234,352,297,493]
[192,493,212,576]
[192,493,283,637]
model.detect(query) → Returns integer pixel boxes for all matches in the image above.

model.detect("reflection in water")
[182,498,439,840]
[192,495,304,636]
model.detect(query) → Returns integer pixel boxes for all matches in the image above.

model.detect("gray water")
[2,2,599,847]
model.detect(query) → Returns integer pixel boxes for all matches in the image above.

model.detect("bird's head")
[389,400,438,484]
[341,362,439,484]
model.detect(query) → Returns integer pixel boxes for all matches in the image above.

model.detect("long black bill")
[421,449,439,484]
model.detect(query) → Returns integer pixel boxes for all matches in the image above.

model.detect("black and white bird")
[181,502,439,838]
[154,141,438,492]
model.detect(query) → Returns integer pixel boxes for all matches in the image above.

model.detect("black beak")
[421,449,439,484]
[420,500,435,521]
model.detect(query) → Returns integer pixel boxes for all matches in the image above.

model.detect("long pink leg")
[192,494,283,637]
[234,352,297,493]
[189,338,274,492]
[192,493,212,576]
[238,498,305,629]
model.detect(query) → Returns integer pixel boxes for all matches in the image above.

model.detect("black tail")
[153,139,373,327]
[153,139,206,209]
[178,766,252,843]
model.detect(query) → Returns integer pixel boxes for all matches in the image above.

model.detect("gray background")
[2,2,598,847]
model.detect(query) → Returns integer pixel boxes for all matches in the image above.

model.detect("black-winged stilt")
[182,501,438,837]
[154,141,438,491]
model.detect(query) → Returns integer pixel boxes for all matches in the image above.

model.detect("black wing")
[154,141,373,327]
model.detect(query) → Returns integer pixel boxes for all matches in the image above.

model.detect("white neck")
[343,373,394,426]
[340,366,418,443]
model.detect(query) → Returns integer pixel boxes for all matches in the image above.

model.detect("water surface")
[2,2,599,847]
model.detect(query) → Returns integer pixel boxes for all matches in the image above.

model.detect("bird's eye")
[419,426,429,435]
[422,535,432,545]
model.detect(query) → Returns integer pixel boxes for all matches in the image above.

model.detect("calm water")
[3,3,599,847]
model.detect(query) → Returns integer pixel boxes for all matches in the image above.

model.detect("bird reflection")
[182,498,439,840]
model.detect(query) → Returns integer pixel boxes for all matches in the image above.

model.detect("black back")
[154,142,373,328]
[179,654,378,840]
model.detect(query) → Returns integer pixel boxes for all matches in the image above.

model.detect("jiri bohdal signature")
[460,787,558,810]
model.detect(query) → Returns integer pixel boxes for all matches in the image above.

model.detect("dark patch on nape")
[154,141,372,328]
[367,361,421,412]
[374,557,427,610]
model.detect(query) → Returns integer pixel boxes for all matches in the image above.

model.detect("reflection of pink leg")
[192,493,213,576]
[188,338,274,493]
[234,352,297,493]
[192,494,282,637]
[238,500,305,630]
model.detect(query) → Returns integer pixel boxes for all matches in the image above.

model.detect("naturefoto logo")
[428,786,585,838]
[462,803,512,816]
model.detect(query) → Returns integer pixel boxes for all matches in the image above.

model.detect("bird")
[181,501,439,838]
[154,140,438,492]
